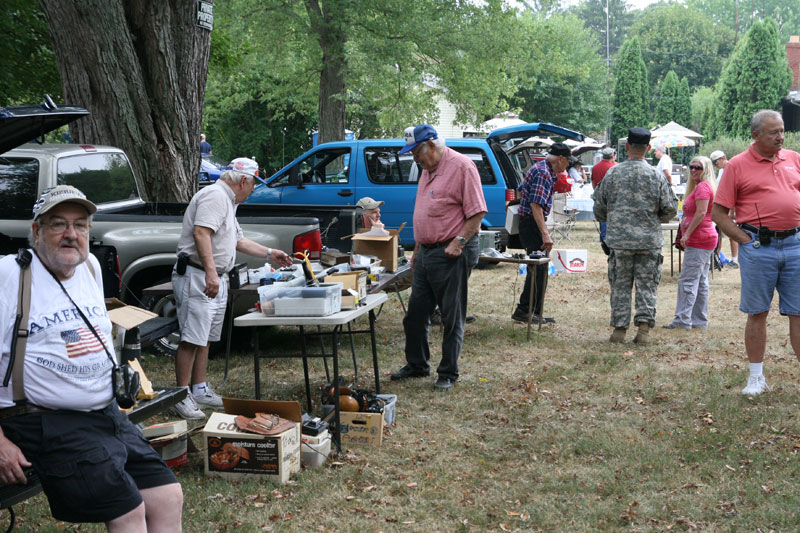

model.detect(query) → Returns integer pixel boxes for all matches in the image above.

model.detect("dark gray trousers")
[402,237,479,380]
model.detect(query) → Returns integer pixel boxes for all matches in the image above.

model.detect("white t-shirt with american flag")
[0,252,114,411]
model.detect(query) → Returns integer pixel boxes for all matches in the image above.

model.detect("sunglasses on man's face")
[689,165,703,171]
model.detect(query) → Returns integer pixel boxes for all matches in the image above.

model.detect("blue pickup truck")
[245,123,584,246]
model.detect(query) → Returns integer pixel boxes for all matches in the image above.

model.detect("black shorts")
[0,402,177,523]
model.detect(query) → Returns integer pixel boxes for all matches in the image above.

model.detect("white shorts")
[172,266,228,346]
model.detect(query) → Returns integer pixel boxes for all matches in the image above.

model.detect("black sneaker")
[434,377,456,390]
[511,309,530,322]
[465,315,476,324]
[390,364,430,381]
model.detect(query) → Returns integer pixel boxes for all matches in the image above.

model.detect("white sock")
[192,382,207,397]
[749,363,763,378]
[731,256,738,263]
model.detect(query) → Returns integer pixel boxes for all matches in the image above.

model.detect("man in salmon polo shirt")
[712,110,800,396]
[389,124,487,390]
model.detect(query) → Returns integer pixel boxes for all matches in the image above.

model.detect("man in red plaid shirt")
[512,143,575,324]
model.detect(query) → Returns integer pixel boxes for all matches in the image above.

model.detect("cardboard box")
[321,250,350,267]
[327,271,368,299]
[352,229,400,272]
[105,298,158,330]
[105,298,158,356]
[339,411,385,446]
[203,399,302,483]
[553,249,588,274]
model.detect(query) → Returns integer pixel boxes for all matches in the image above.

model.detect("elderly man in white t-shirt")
[170,158,293,420]
[653,143,673,184]
[0,186,183,530]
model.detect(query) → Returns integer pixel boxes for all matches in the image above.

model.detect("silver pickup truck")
[0,104,360,354]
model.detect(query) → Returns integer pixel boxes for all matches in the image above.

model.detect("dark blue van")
[245,123,583,246]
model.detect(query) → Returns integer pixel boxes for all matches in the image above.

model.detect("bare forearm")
[457,212,486,240]
[712,204,750,243]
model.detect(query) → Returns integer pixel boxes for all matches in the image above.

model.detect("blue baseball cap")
[398,124,438,155]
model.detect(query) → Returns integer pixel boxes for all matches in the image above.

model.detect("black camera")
[113,364,141,409]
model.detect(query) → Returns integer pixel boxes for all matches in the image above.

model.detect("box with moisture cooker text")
[203,399,301,483]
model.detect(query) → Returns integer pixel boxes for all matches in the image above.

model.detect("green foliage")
[676,77,692,128]
[699,136,751,161]
[204,0,527,168]
[654,70,679,125]
[686,0,800,43]
[630,4,734,102]
[611,36,649,143]
[0,0,61,106]
[710,19,793,139]
[690,86,715,134]
[511,12,609,135]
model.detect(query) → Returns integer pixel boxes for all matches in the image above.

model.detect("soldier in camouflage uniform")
[593,128,678,344]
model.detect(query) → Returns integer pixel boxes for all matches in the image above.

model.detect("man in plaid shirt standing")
[511,143,575,324]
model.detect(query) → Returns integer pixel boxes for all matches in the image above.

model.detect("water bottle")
[519,264,527,276]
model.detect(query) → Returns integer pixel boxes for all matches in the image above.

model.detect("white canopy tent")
[651,121,703,141]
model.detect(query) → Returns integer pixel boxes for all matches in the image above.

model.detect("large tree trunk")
[306,0,346,145]
[38,0,211,201]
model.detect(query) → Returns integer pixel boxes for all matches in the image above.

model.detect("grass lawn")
[15,222,800,532]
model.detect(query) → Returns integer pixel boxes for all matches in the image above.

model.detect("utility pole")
[605,0,612,145]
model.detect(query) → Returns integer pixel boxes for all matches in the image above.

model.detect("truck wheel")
[141,291,180,358]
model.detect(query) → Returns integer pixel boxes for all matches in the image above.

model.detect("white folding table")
[233,293,388,450]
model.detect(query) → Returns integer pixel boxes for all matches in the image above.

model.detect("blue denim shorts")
[738,228,800,315]
[0,402,177,523]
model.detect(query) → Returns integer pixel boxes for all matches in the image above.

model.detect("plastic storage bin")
[377,394,397,426]
[258,283,342,316]
[301,435,331,468]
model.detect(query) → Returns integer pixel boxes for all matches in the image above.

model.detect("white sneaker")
[169,394,206,420]
[193,384,223,408]
[741,375,770,396]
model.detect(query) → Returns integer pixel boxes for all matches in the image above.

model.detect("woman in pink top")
[664,156,718,330]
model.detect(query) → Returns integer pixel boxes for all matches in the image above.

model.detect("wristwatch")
[455,235,467,246]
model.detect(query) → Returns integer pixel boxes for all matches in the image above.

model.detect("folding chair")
[546,193,577,245]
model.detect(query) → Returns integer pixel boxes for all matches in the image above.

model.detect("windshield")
[202,154,228,169]
[57,152,139,204]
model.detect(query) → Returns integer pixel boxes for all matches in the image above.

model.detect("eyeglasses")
[689,165,703,171]
[41,218,91,235]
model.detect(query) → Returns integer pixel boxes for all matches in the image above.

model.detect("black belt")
[0,402,52,421]
[420,241,450,250]
[740,223,800,239]
[186,260,225,275]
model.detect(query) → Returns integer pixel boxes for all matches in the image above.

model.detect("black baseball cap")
[627,127,651,145]
[548,142,578,163]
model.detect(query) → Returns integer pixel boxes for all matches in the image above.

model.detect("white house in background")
[422,75,479,138]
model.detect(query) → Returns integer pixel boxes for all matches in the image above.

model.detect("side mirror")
[289,166,304,189]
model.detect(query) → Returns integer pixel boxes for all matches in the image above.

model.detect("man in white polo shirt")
[170,158,292,419]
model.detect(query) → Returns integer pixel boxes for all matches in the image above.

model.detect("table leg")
[526,265,535,342]
[392,279,407,314]
[346,322,358,381]
[540,262,549,335]
[670,230,674,276]
[332,325,341,452]
[221,294,238,388]
[369,309,381,394]
[253,327,261,400]
[299,325,312,412]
